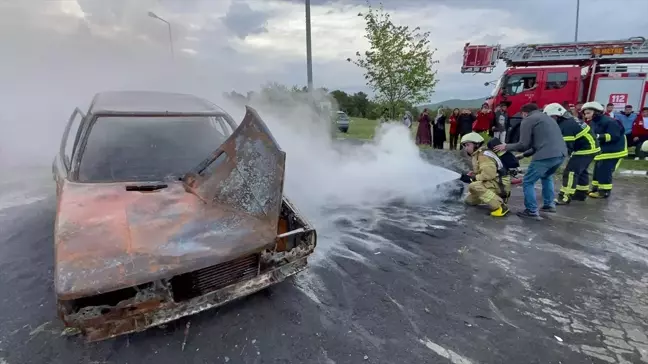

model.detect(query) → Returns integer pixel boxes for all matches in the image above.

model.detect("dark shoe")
[571,191,587,201]
[517,209,543,220]
[541,205,557,213]
[554,192,571,205]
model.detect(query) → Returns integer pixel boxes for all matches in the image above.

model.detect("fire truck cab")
[462,37,648,116]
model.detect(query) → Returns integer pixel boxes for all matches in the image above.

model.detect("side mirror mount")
[484,82,490,87]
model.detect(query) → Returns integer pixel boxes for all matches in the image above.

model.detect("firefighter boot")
[588,190,611,199]
[490,204,509,217]
[554,192,571,205]
[571,190,587,201]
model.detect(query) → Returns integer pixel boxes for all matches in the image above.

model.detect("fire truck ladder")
[463,36,648,73]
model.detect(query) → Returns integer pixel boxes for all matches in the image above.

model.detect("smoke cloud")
[0,1,459,259]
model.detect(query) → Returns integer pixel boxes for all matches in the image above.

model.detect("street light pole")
[148,11,175,59]
[305,0,313,92]
[574,0,580,42]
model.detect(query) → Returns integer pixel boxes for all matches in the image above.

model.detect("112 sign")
[609,93,628,108]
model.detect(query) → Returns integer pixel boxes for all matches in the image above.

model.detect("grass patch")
[336,119,451,143]
[335,117,379,140]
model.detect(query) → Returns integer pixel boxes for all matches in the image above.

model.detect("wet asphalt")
[0,153,647,364]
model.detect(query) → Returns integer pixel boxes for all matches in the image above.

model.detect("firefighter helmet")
[460,132,484,145]
[543,103,567,117]
[581,101,604,112]
[641,140,648,153]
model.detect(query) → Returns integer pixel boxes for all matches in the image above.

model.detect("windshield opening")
[490,75,504,97]
[77,116,231,183]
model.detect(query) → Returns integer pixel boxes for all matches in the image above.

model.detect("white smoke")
[0,1,460,259]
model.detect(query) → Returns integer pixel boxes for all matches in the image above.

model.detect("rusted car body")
[52,91,317,342]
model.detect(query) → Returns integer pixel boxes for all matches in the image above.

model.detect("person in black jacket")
[582,101,628,199]
[456,109,476,137]
[543,103,600,204]
[505,112,523,143]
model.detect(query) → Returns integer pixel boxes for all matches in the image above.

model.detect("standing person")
[575,102,584,117]
[493,103,567,219]
[616,104,637,147]
[631,107,648,160]
[458,132,510,217]
[402,111,413,129]
[432,108,447,149]
[474,103,494,139]
[493,101,509,141]
[604,103,616,119]
[543,103,600,205]
[448,108,460,150]
[415,108,432,146]
[582,102,628,199]
[457,109,476,140]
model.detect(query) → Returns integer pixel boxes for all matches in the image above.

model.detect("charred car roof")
[88,91,229,116]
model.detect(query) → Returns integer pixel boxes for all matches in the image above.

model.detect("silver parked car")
[335,111,350,133]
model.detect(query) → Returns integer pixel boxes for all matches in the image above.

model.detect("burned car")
[52,91,317,341]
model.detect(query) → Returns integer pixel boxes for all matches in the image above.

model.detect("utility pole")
[305,0,313,92]
[574,0,580,42]
[148,11,175,60]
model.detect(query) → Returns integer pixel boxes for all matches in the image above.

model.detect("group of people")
[457,101,648,220]
[413,103,517,150]
[413,102,648,162]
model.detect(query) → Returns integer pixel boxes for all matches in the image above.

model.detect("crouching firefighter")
[581,102,628,198]
[543,103,600,204]
[458,132,511,217]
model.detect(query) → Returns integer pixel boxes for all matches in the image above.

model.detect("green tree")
[348,2,438,119]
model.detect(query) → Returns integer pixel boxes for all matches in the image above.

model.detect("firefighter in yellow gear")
[459,132,511,217]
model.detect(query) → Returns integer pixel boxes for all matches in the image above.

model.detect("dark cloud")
[221,2,269,39]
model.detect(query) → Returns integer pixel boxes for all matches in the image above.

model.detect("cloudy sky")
[1,0,646,106]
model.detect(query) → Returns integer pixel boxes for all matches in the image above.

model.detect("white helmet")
[581,101,604,112]
[641,140,648,153]
[543,103,567,117]
[460,132,484,145]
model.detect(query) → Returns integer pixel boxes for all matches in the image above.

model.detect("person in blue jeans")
[493,103,567,220]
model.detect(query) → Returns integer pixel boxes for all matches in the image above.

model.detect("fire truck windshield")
[490,76,504,97]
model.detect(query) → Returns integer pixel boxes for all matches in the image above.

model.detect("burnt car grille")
[170,254,260,302]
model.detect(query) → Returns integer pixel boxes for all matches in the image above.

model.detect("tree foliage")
[224,83,422,121]
[348,2,438,118]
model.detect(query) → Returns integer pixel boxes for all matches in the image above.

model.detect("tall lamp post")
[305,0,313,92]
[574,0,580,42]
[148,11,175,59]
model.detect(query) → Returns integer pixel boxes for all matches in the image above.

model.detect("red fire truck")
[461,36,648,115]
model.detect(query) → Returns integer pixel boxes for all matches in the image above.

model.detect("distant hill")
[418,97,488,111]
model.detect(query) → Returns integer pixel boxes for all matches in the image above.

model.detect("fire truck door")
[537,70,576,108]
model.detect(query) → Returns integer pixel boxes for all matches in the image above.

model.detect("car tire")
[339,128,348,133]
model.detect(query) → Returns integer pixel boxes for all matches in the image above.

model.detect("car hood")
[55,106,286,300]
[55,182,276,300]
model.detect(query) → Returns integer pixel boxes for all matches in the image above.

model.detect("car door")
[54,108,85,194]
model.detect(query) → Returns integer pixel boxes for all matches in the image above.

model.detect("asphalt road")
[1,157,647,364]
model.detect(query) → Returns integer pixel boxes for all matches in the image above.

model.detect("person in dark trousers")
[457,109,476,141]
[493,103,567,219]
[448,108,460,150]
[505,112,523,144]
[631,107,648,160]
[493,102,509,141]
[582,102,628,198]
[432,109,446,149]
[543,103,600,204]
